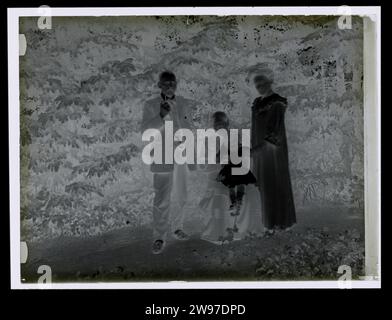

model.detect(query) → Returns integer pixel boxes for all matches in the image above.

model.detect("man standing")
[141,71,194,254]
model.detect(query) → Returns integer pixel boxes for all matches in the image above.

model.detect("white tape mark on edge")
[20,241,28,264]
[19,34,27,56]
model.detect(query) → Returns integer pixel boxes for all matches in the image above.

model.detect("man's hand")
[160,99,176,118]
[160,101,170,118]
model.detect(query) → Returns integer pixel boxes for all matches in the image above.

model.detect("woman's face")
[254,75,272,96]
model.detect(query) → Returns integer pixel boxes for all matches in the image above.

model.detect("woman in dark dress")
[250,67,296,232]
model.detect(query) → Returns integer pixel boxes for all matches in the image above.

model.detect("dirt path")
[21,206,364,282]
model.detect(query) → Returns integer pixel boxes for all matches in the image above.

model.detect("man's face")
[254,75,272,96]
[159,80,177,97]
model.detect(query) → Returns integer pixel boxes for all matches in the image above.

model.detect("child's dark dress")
[218,145,257,188]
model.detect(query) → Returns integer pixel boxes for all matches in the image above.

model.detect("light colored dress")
[199,164,263,244]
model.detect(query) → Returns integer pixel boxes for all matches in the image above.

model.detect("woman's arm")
[250,104,267,155]
[265,101,286,146]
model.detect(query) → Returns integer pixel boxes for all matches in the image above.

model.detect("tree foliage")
[19,16,364,241]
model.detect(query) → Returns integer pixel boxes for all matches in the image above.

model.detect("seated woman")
[198,112,263,244]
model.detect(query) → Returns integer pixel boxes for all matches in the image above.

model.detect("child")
[212,112,257,216]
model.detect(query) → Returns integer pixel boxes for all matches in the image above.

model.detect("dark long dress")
[251,93,296,229]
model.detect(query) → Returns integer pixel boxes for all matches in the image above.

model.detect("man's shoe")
[228,203,237,216]
[235,200,242,216]
[173,229,190,241]
[152,239,165,255]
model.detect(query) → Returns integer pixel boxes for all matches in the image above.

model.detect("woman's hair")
[246,64,274,83]
[212,111,229,125]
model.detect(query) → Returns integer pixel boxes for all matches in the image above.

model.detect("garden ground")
[21,206,364,282]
